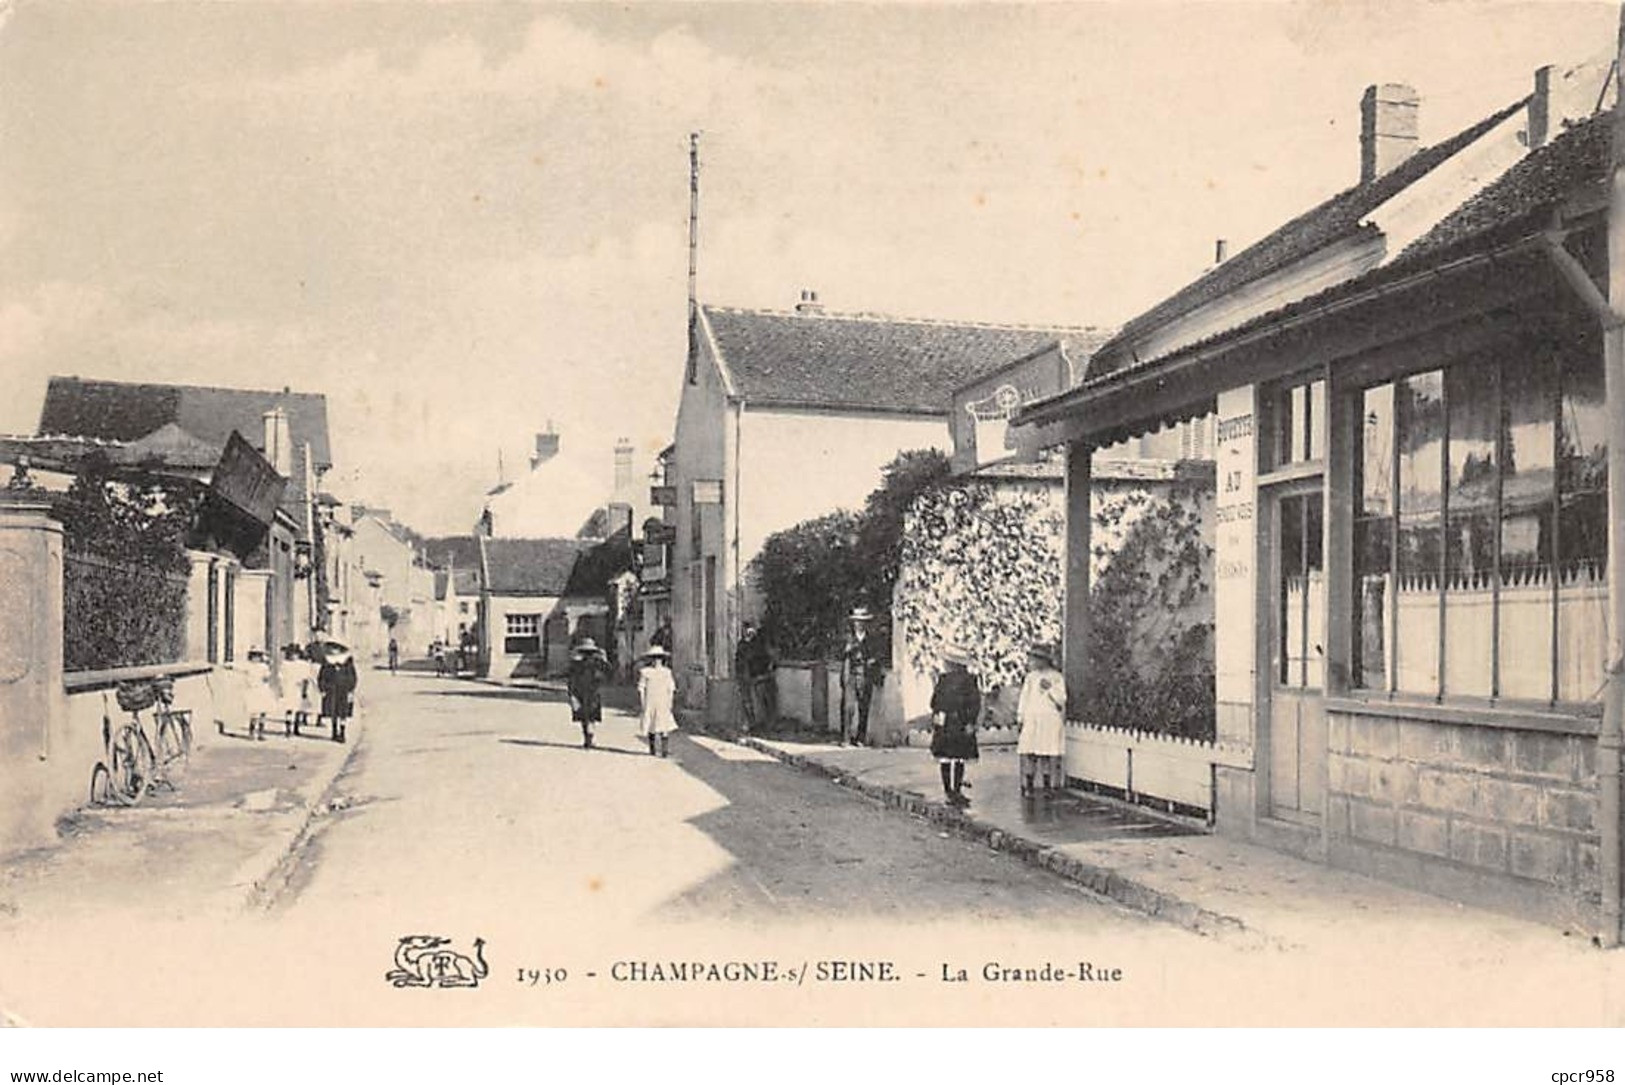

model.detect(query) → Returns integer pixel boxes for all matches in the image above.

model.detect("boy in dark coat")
[567,638,610,749]
[929,646,980,806]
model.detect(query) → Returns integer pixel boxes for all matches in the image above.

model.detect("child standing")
[638,646,678,757]
[1016,644,1067,797]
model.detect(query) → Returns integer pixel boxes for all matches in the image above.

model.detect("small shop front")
[1021,231,1621,937]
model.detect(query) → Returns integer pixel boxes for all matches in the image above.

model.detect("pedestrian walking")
[243,647,281,740]
[734,622,774,733]
[839,607,883,746]
[929,645,980,806]
[567,637,610,750]
[1016,644,1066,797]
[387,637,400,673]
[318,641,358,744]
[638,645,678,758]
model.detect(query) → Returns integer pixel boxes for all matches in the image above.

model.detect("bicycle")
[150,676,193,770]
[89,684,159,807]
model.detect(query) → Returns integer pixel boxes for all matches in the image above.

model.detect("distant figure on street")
[387,637,399,673]
[839,607,884,746]
[431,639,448,677]
[318,641,358,744]
[734,622,774,733]
[649,618,673,654]
[638,645,678,758]
[1016,644,1066,798]
[930,645,980,806]
[567,637,611,750]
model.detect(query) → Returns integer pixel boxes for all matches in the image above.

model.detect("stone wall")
[1327,709,1599,927]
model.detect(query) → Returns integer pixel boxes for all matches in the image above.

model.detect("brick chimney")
[1360,83,1420,183]
[261,407,292,475]
[794,289,824,315]
[531,422,559,471]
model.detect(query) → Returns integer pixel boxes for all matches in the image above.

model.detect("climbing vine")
[896,482,1064,691]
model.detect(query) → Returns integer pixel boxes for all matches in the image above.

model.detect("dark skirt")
[571,692,603,724]
[322,688,353,720]
[931,720,979,761]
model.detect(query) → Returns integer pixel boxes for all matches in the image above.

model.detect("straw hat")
[940,644,973,666]
[849,606,874,622]
[643,645,670,659]
[573,637,601,656]
[1027,643,1058,665]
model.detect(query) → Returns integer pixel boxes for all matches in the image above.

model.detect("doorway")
[1267,486,1326,824]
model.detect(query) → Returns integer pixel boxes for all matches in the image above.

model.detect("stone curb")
[237,724,366,913]
[735,735,1270,947]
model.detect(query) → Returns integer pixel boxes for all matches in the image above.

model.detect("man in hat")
[839,606,884,746]
[1016,643,1067,797]
[567,637,611,750]
[734,622,774,733]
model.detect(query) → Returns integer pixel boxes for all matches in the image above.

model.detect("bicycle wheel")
[155,711,189,768]
[89,762,113,806]
[109,723,154,805]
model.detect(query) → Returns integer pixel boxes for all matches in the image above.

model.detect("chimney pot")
[1360,83,1420,184]
[1214,238,1229,265]
[795,289,824,314]
[531,427,561,469]
[1527,65,1554,149]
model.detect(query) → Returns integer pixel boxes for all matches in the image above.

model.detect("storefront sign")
[211,431,287,526]
[951,343,1073,473]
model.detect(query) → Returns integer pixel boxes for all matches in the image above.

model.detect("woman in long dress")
[567,637,610,750]
[929,645,981,806]
[1016,643,1067,797]
[318,642,358,744]
[638,646,678,758]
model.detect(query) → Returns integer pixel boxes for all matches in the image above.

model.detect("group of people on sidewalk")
[929,642,1066,808]
[241,639,358,743]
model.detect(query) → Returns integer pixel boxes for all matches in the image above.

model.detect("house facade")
[1018,68,1623,937]
[668,294,1107,720]
[478,535,631,681]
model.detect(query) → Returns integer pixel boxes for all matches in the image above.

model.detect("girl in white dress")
[1016,644,1067,797]
[638,646,678,758]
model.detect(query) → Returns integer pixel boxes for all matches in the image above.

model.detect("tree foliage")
[753,510,864,659]
[56,460,198,671]
[752,449,952,660]
[1085,485,1215,739]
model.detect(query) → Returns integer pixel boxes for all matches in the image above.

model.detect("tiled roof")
[480,536,631,597]
[1050,111,1610,405]
[423,535,484,572]
[1090,97,1530,368]
[433,568,480,600]
[704,305,1111,414]
[1397,110,1610,268]
[38,376,333,469]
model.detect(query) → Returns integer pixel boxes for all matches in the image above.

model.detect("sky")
[1,1,1618,535]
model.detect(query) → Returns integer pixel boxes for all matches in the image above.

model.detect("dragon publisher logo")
[385,934,489,989]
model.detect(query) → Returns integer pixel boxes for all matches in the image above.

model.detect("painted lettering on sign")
[1216,414,1253,444]
[1215,503,1253,524]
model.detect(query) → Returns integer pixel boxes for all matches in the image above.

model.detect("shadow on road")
[498,736,650,759]
[656,734,1112,923]
[417,686,570,705]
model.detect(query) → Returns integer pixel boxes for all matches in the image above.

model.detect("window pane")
[1559,345,1608,701]
[1396,371,1444,695]
[1308,379,1327,461]
[1305,495,1325,689]
[1499,354,1556,701]
[1354,383,1395,690]
[1279,494,1304,687]
[1444,364,1496,697]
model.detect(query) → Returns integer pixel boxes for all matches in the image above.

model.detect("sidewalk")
[0,716,356,927]
[737,734,1605,957]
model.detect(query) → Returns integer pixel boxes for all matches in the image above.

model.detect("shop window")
[1350,339,1608,704]
[504,612,541,655]
[1270,377,1327,468]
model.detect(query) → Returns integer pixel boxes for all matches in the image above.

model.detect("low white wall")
[1063,722,1251,814]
